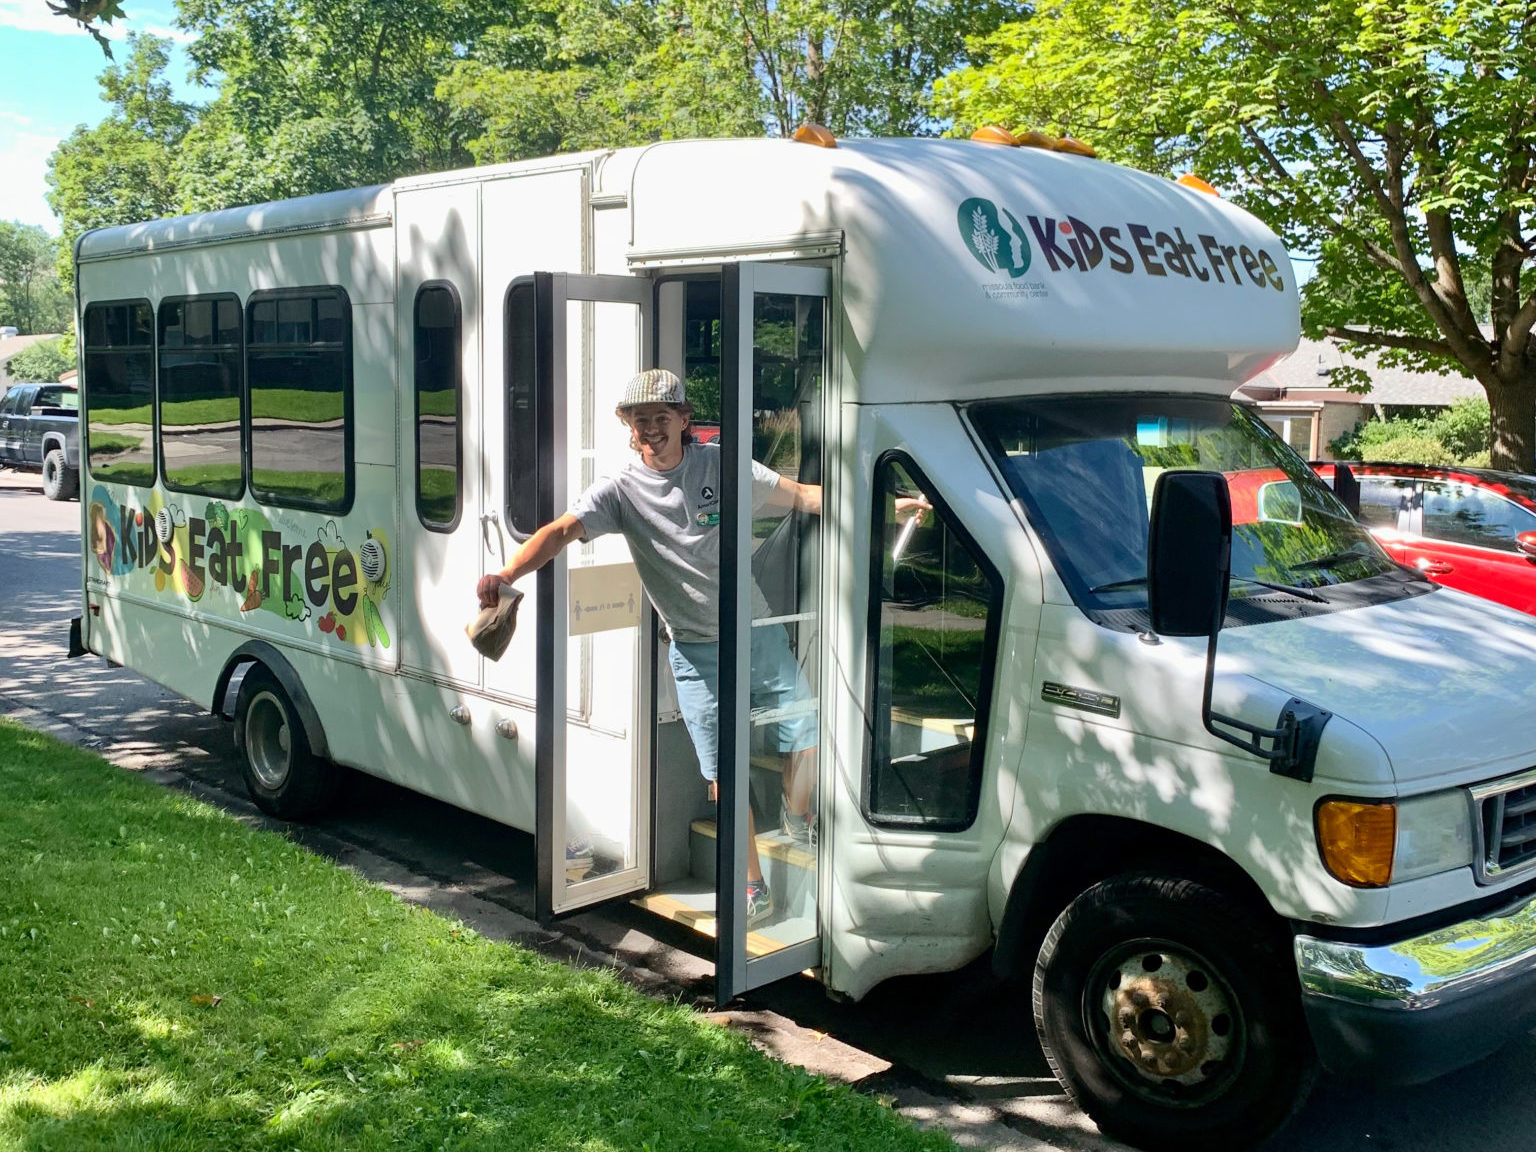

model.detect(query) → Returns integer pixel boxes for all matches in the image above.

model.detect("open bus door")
[530,272,657,919]
[717,262,832,1001]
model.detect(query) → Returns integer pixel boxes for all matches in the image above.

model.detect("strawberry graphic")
[318,612,335,634]
[335,624,347,641]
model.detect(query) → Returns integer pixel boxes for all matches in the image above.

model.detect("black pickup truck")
[0,382,80,500]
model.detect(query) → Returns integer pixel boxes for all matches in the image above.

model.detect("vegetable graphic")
[318,612,336,634]
[335,624,347,641]
[240,570,262,612]
[363,597,390,648]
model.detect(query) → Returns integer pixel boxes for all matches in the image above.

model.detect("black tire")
[233,666,340,820]
[1033,873,1315,1152]
[42,449,77,501]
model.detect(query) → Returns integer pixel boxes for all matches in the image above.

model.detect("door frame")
[717,260,833,1001]
[534,270,658,920]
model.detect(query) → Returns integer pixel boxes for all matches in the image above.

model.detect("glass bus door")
[531,272,657,919]
[717,262,831,1000]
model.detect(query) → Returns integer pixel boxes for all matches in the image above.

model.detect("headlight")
[1316,791,1474,888]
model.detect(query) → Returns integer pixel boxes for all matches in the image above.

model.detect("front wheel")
[233,666,339,820]
[42,449,77,501]
[1033,873,1315,1151]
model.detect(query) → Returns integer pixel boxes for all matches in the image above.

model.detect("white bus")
[71,131,1536,1151]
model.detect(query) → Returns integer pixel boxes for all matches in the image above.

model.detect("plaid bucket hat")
[617,368,685,408]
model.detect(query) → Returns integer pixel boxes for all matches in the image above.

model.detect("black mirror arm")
[1196,605,1333,783]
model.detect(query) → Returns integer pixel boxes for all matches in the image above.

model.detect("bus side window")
[505,279,538,540]
[864,454,1003,831]
[158,294,244,499]
[414,283,462,531]
[246,287,353,512]
[83,299,156,487]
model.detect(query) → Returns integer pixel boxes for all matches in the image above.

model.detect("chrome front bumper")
[1295,887,1536,1082]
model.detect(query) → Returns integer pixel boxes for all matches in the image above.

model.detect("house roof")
[0,333,59,390]
[1238,336,1484,406]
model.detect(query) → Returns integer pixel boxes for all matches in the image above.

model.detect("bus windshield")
[969,395,1400,621]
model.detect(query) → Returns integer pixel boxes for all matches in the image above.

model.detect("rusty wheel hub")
[1099,948,1234,1086]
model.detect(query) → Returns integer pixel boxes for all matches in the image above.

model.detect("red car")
[1315,462,1536,615]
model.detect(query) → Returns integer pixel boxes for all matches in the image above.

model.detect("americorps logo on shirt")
[696,482,720,527]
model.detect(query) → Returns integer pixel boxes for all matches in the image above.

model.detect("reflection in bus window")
[247,288,352,511]
[414,284,461,530]
[159,295,244,498]
[83,300,155,487]
[866,456,1000,830]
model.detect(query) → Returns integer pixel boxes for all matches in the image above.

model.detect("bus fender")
[212,641,332,761]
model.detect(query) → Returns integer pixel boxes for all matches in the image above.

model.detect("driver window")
[865,456,1001,830]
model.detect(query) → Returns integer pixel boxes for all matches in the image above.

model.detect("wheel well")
[214,641,331,761]
[992,815,1283,980]
[42,434,67,457]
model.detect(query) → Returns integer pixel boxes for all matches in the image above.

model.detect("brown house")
[1235,336,1483,460]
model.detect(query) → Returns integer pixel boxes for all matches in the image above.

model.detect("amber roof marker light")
[1178,173,1221,196]
[792,123,837,148]
[1014,130,1057,150]
[970,125,1019,146]
[1052,136,1098,157]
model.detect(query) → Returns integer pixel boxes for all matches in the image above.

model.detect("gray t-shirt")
[569,442,782,643]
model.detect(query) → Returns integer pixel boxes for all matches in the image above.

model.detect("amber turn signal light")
[1177,173,1220,196]
[1316,800,1396,888]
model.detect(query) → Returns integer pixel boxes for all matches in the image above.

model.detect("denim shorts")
[667,627,818,783]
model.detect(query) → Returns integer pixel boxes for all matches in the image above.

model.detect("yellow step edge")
[630,892,783,957]
[690,818,817,870]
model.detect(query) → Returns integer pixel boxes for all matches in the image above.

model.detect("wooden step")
[690,818,816,870]
[631,883,814,957]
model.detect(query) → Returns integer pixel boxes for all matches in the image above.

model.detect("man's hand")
[894,495,932,524]
[477,572,509,608]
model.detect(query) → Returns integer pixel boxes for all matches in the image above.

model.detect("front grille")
[1475,770,1536,882]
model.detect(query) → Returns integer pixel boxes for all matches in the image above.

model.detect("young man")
[476,368,820,926]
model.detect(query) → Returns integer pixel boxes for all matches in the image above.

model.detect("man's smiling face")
[623,402,690,469]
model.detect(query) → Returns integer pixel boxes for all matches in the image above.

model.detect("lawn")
[0,720,951,1152]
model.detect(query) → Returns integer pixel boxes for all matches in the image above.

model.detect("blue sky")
[0,0,206,234]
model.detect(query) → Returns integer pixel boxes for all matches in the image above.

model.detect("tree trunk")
[1486,372,1536,473]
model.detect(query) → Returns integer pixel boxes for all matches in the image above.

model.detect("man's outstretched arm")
[476,512,586,606]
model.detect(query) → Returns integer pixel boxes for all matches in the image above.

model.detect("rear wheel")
[1033,873,1314,1151]
[42,449,77,501]
[234,666,339,819]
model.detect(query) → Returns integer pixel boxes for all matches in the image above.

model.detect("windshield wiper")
[1090,574,1325,603]
[1288,549,1373,571]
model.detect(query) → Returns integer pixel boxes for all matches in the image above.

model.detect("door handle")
[1418,559,1454,576]
[480,511,506,564]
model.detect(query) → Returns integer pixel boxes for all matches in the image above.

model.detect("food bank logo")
[959,198,1032,278]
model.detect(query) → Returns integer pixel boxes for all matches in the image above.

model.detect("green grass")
[91,390,344,428]
[0,720,951,1152]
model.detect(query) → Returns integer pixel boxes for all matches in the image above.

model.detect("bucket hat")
[617,368,685,408]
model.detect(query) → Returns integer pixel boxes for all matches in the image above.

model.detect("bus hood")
[1219,586,1536,789]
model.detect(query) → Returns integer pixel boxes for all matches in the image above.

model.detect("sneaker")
[780,798,817,847]
[745,879,774,927]
[565,838,595,883]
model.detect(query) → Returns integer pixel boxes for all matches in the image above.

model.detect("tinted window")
[1358,476,1420,531]
[1,388,25,415]
[159,296,243,498]
[36,386,77,410]
[414,284,461,529]
[505,279,539,538]
[83,300,155,486]
[1422,479,1536,551]
[865,456,1000,829]
[247,288,351,510]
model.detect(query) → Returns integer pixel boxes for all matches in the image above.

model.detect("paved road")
[3,467,1534,1152]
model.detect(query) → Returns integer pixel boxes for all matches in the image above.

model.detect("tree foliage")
[45,0,126,56]
[0,222,72,335]
[5,336,77,383]
[935,0,1536,470]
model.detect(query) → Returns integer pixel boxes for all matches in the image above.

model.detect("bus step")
[632,881,815,956]
[688,818,816,921]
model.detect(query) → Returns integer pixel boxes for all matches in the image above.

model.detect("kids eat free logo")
[957,195,1286,292]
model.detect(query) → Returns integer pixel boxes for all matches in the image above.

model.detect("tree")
[0,222,72,334]
[6,336,76,383]
[934,0,1536,470]
[46,34,194,285]
[45,0,126,57]
[439,0,1026,165]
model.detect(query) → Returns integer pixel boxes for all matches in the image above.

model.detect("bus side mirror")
[1147,470,1232,638]
[1329,461,1361,518]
